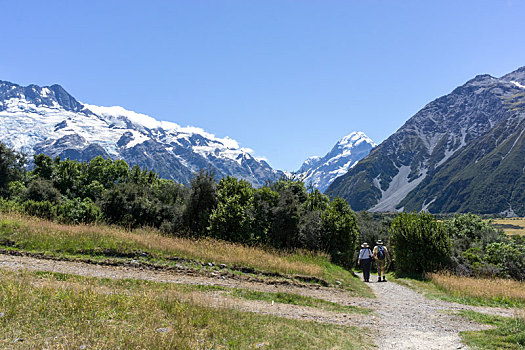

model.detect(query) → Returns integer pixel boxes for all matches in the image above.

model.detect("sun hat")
[376,239,383,245]
[361,242,369,248]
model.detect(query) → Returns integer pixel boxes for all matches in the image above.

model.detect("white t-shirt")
[358,248,373,259]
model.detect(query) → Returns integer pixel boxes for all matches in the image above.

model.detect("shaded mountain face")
[0,80,282,186]
[325,66,525,216]
[297,131,375,192]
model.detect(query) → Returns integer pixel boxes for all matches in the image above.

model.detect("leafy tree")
[100,182,163,228]
[151,179,189,234]
[23,178,61,204]
[269,186,301,249]
[444,213,503,253]
[356,211,392,248]
[52,158,84,198]
[0,142,27,197]
[33,154,54,180]
[390,212,451,274]
[251,186,279,243]
[183,169,217,236]
[85,156,129,189]
[321,197,358,268]
[443,213,505,276]
[208,176,255,243]
[298,210,324,251]
[298,189,329,251]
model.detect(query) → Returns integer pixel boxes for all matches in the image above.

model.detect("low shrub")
[21,200,57,221]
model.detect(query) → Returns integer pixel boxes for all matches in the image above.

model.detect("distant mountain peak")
[297,131,375,192]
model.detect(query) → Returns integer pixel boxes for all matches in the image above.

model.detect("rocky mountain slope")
[0,80,282,186]
[326,66,525,216]
[296,131,375,192]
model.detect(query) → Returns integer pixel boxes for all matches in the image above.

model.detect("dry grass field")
[0,212,322,276]
[428,272,525,305]
[490,217,525,236]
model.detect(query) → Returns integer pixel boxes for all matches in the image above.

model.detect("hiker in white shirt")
[357,242,373,282]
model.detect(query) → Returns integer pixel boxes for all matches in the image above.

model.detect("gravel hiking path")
[0,253,520,349]
[0,254,371,327]
[354,272,518,350]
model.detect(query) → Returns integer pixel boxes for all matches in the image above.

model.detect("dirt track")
[0,253,519,349]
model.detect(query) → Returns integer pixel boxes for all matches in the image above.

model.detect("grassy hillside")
[0,213,371,297]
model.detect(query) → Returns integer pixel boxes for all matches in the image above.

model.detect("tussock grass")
[0,213,371,296]
[0,268,373,349]
[429,273,525,307]
[0,212,321,276]
[392,272,525,308]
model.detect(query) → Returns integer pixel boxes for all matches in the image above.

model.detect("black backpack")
[376,246,385,260]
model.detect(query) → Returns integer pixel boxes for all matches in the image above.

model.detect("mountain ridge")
[0,80,282,186]
[326,66,525,216]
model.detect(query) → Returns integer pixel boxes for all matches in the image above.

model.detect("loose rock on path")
[354,272,517,350]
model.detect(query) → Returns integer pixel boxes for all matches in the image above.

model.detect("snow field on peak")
[297,131,375,192]
[0,88,280,186]
[83,103,244,151]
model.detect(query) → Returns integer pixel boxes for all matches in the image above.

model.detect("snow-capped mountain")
[297,132,375,192]
[326,66,525,216]
[0,80,282,186]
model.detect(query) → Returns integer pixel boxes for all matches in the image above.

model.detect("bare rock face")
[326,66,525,216]
[0,80,283,186]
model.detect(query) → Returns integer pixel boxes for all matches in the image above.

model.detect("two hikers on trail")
[358,239,391,282]
[373,240,391,282]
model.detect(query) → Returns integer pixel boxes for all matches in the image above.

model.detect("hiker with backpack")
[373,239,391,282]
[357,242,373,282]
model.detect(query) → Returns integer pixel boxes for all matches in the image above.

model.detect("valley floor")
[0,253,520,349]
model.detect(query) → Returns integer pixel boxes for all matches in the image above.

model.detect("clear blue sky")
[2,1,525,171]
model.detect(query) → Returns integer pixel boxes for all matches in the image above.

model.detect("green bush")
[183,169,217,236]
[21,200,57,221]
[485,240,525,280]
[321,197,358,268]
[390,212,451,274]
[0,198,21,213]
[23,178,61,203]
[208,176,255,244]
[56,197,101,224]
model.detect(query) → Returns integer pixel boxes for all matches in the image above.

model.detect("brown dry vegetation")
[490,217,525,236]
[429,272,525,304]
[0,212,323,277]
